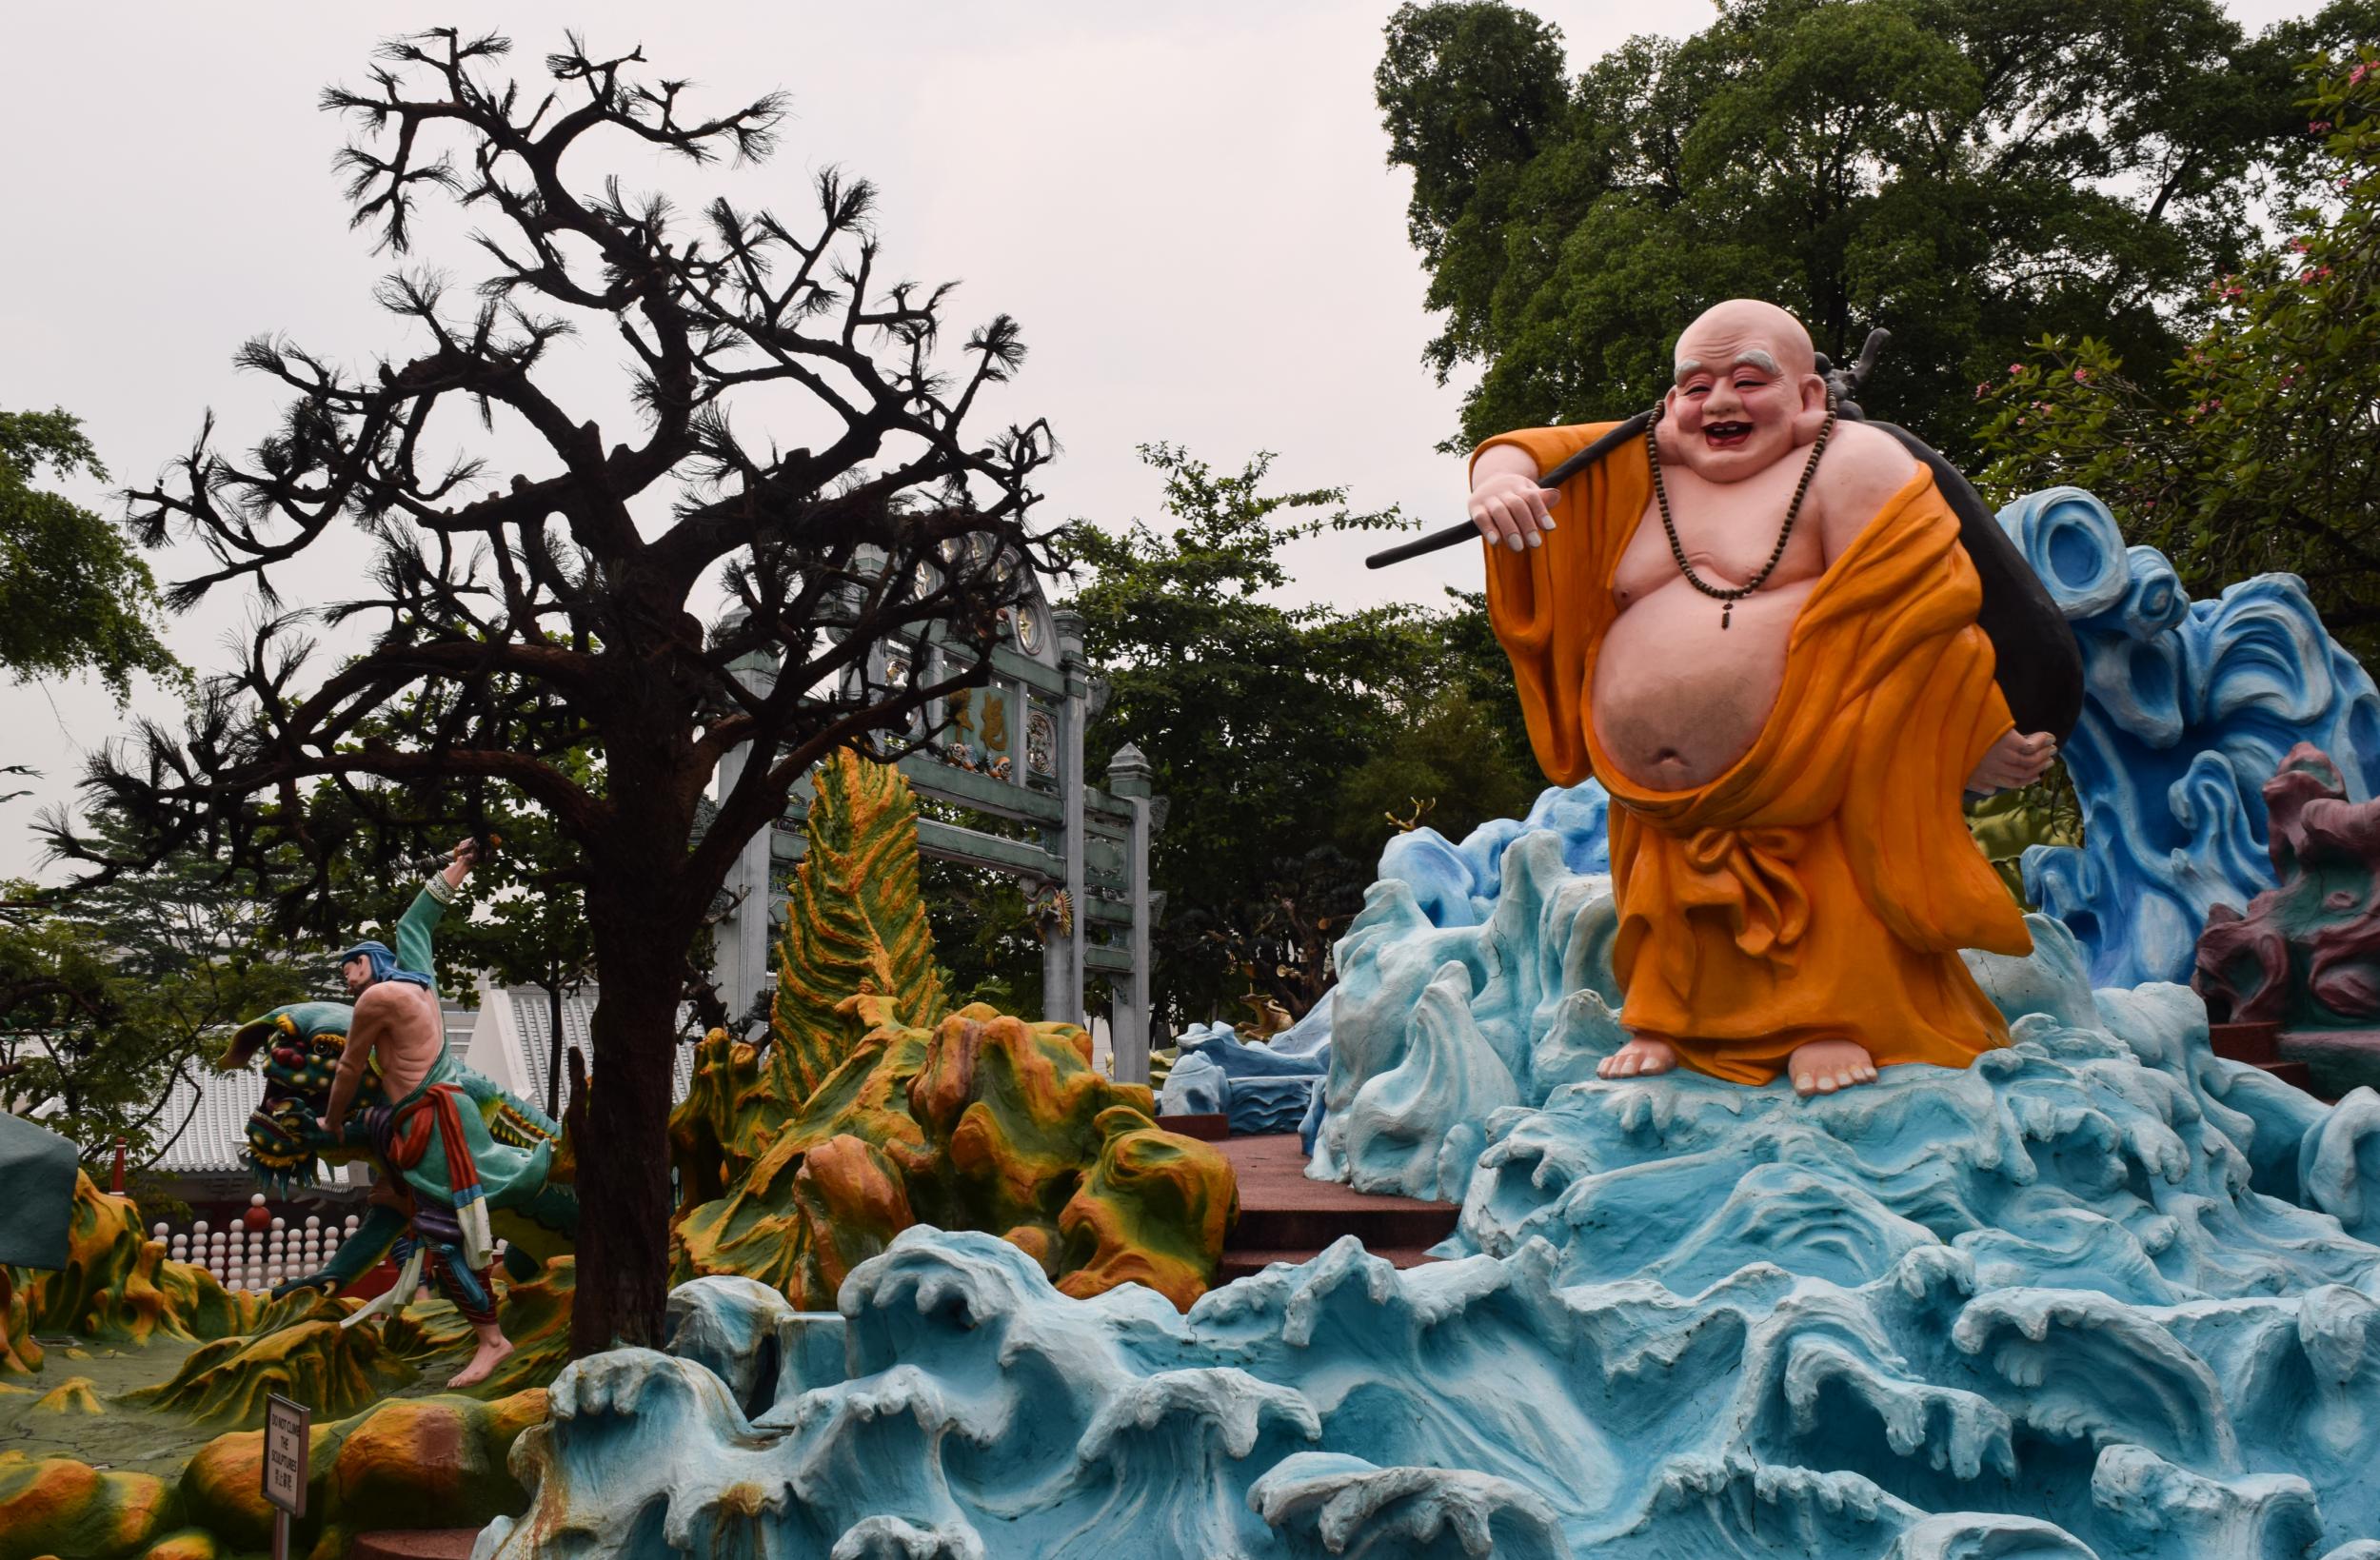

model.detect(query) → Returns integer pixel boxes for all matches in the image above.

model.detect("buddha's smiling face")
[1663,301,1831,484]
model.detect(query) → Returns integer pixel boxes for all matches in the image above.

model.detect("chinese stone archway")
[712,570,1165,1083]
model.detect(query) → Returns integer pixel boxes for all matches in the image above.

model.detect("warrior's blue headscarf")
[338,939,435,990]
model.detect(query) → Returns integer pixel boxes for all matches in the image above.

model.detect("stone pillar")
[1041,891,1071,1027]
[1055,609,1089,1028]
[1106,741,1155,1086]
[711,644,780,1032]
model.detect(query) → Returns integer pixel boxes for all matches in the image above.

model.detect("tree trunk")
[567,918,686,1357]
[545,976,565,1121]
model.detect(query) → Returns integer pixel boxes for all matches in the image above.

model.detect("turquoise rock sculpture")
[1999,486,2380,987]
[485,1059,2380,1558]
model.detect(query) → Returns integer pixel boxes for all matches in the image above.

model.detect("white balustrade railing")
[149,1196,507,1295]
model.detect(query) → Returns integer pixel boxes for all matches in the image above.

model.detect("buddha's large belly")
[1592,576,1815,791]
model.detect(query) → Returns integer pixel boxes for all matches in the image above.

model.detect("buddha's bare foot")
[1598,1036,1678,1079]
[1790,1039,1878,1096]
[448,1333,514,1388]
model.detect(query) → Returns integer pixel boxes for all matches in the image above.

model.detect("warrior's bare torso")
[352,981,446,1102]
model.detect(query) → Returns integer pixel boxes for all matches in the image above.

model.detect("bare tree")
[47,29,1056,1353]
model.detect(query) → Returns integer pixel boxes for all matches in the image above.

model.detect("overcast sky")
[0,0,2325,879]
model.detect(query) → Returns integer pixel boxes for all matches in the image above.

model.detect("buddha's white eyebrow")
[1674,349,1781,384]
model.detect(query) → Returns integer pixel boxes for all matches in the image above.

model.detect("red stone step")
[1215,1134,1459,1275]
[2266,1027,2380,1101]
[1233,1199,1457,1252]
[2209,1021,2330,1097]
[1156,1112,1229,1141]
[349,1530,480,1559]
[2258,1058,2317,1092]
[2209,1020,2284,1064]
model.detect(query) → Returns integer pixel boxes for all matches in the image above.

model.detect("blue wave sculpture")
[2000,487,2380,986]
[1157,1021,1329,1137]
[1373,778,1612,928]
[484,961,2380,1557]
[1312,808,1621,1201]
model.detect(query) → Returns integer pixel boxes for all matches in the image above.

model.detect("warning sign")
[263,1393,309,1518]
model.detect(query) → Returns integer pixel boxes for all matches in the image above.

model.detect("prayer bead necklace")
[1644,395,1836,629]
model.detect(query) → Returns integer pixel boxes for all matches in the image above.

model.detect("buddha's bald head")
[1661,299,1831,484]
[1672,299,1817,385]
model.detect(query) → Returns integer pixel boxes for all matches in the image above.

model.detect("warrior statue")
[225,839,573,1388]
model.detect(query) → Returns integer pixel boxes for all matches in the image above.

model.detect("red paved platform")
[1215,1133,1458,1281]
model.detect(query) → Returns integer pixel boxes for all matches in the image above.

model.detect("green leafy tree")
[0,895,141,1153]
[1974,51,2380,657]
[1377,0,2376,462]
[437,804,595,1120]
[69,828,313,1167]
[1336,685,1537,854]
[1061,445,1535,1027]
[919,855,1043,1018]
[0,409,183,704]
[1,822,308,1166]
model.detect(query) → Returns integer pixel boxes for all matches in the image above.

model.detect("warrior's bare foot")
[1790,1039,1878,1096]
[448,1333,514,1388]
[1598,1036,1678,1079]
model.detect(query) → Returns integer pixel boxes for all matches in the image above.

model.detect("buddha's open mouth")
[1703,421,1753,447]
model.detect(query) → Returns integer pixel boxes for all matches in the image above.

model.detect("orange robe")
[1474,422,2031,1083]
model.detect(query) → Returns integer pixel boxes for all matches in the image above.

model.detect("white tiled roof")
[151,1066,266,1175]
[501,985,696,1107]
